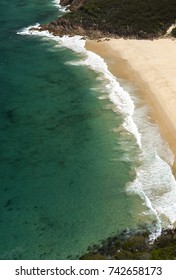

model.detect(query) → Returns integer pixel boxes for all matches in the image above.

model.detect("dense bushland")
[62,0,176,38]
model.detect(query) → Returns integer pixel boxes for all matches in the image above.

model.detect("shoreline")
[85,38,176,174]
[23,21,176,228]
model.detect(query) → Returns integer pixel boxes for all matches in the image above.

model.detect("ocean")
[0,0,176,259]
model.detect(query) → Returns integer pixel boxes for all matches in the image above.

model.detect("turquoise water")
[0,1,152,259]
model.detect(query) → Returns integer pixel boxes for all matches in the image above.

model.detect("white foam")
[52,0,68,12]
[129,154,176,221]
[127,103,176,236]
[82,50,142,147]
[18,25,176,238]
[52,0,61,8]
[18,26,141,148]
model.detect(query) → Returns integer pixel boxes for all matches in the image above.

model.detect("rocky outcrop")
[39,16,104,39]
[38,0,176,40]
[40,17,86,36]
[60,0,88,11]
[39,1,106,39]
[60,0,73,5]
[36,0,94,37]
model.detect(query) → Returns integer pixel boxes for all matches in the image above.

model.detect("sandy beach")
[86,38,176,171]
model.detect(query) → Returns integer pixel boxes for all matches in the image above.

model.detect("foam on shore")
[52,0,68,12]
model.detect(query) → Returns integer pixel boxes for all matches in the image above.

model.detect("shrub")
[171,27,176,37]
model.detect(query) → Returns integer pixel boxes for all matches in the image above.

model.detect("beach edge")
[85,38,176,173]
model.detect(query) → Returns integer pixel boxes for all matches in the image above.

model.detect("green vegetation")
[61,0,176,38]
[171,27,176,37]
[80,229,176,259]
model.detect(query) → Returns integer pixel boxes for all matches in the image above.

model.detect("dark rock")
[29,27,41,32]
[4,199,12,208]
[60,0,88,11]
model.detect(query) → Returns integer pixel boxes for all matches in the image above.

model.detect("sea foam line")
[18,26,141,148]
[18,25,176,239]
[52,0,68,12]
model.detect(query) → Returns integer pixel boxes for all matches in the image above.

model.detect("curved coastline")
[22,22,176,233]
[86,38,176,171]
[83,38,176,259]
[22,17,176,229]
[86,38,176,227]
[17,0,176,258]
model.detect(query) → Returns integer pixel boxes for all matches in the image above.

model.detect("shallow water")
[0,0,148,259]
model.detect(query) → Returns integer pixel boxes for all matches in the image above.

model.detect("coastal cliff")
[39,0,176,39]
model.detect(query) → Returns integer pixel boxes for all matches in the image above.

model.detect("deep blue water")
[0,0,144,259]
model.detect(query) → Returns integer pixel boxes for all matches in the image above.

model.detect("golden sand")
[86,38,176,172]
